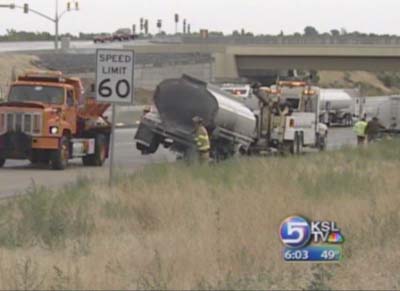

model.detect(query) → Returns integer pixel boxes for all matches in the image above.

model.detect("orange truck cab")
[0,71,111,170]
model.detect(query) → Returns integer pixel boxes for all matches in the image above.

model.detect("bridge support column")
[213,52,239,79]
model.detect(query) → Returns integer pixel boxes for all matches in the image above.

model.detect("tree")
[304,26,319,36]
[330,29,340,37]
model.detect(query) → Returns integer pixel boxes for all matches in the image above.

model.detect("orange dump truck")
[0,71,111,170]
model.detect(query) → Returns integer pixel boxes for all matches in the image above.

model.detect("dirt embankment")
[319,70,400,96]
[0,54,38,98]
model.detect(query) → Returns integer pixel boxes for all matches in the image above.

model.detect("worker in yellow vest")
[192,116,210,163]
[353,117,368,145]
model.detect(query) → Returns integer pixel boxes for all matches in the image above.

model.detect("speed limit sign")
[95,49,135,187]
[96,49,135,104]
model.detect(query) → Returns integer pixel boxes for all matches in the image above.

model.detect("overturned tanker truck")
[135,75,326,160]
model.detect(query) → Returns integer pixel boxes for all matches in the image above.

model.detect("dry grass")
[319,70,395,95]
[0,141,400,290]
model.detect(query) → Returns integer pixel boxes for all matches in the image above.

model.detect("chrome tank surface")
[154,75,257,140]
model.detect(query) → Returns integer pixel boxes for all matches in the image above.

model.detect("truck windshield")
[8,85,64,104]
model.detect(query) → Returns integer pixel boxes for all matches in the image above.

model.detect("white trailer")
[355,96,400,132]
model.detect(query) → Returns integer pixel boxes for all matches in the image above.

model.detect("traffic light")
[183,19,186,34]
[67,2,71,11]
[23,3,29,13]
[157,19,162,30]
[174,13,179,23]
[140,18,144,32]
[75,2,79,10]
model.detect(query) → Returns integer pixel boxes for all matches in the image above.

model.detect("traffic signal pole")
[55,0,59,50]
[0,1,79,50]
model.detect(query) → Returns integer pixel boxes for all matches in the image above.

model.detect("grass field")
[0,141,400,290]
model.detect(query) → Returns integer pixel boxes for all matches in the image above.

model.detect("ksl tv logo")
[279,216,344,248]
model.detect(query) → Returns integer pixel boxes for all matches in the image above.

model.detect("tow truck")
[259,80,327,154]
[0,71,111,170]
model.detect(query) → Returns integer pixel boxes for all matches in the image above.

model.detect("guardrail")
[178,36,400,46]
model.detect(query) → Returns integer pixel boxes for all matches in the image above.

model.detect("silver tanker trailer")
[319,89,355,127]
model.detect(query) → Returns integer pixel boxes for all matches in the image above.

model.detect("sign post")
[96,49,135,186]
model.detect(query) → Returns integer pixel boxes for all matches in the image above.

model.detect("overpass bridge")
[127,43,400,80]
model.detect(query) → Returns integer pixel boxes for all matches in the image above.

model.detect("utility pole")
[55,0,59,49]
[144,19,149,35]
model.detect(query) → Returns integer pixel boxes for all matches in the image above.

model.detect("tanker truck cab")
[268,81,321,154]
[0,71,111,170]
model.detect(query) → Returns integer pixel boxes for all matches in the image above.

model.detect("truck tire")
[282,140,295,155]
[346,114,353,127]
[82,134,107,166]
[0,158,5,168]
[318,134,327,151]
[30,151,50,165]
[295,132,304,155]
[51,136,70,170]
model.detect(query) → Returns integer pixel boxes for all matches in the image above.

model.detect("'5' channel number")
[98,78,130,98]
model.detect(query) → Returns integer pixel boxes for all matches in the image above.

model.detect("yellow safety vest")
[194,126,210,152]
[353,121,367,137]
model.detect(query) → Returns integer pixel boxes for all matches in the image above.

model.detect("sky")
[0,0,399,36]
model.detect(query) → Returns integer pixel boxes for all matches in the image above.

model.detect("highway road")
[0,128,175,197]
[0,127,356,198]
[0,39,152,52]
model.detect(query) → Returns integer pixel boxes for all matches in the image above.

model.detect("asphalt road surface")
[0,39,152,52]
[0,127,356,198]
[0,128,175,197]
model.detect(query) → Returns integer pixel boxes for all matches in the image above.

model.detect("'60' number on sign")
[98,78,131,98]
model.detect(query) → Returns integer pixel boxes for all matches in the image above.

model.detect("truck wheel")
[0,158,5,168]
[318,135,327,151]
[82,134,107,166]
[347,115,353,127]
[51,136,70,170]
[282,140,295,155]
[295,132,304,155]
